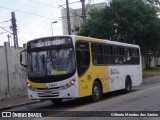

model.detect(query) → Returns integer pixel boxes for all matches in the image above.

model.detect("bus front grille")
[36,87,61,90]
[29,87,61,92]
[37,92,59,97]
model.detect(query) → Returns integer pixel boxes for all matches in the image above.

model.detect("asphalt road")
[1,76,160,120]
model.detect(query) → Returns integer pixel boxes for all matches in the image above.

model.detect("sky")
[0,0,108,47]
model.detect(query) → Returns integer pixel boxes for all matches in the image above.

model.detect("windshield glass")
[28,48,75,77]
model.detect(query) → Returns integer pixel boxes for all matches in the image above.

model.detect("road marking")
[35,85,160,119]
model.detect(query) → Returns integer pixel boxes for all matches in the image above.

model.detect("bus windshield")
[28,48,75,77]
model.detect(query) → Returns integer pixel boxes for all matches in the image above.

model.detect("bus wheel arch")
[124,75,132,93]
[91,79,103,102]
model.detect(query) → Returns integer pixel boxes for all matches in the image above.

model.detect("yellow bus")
[20,35,142,104]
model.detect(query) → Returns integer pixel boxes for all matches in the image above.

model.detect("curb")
[0,100,43,111]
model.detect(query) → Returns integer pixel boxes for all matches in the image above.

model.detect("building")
[61,2,107,35]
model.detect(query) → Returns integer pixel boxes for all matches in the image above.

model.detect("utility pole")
[11,12,19,48]
[66,0,71,35]
[7,34,11,46]
[81,0,86,23]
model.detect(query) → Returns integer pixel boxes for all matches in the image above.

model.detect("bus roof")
[27,35,139,48]
[73,35,139,48]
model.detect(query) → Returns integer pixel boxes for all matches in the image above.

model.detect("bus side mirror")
[20,49,28,68]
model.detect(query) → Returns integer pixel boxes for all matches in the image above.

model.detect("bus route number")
[48,83,58,88]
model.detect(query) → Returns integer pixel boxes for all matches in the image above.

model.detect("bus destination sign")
[30,38,71,48]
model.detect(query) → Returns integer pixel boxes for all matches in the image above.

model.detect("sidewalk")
[0,96,41,111]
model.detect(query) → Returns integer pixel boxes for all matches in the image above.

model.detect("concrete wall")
[0,43,27,100]
[142,56,160,69]
[150,57,160,67]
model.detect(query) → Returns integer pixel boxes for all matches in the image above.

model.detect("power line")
[0,32,8,34]
[25,0,57,8]
[59,5,75,14]
[0,27,12,34]
[59,1,83,15]
[86,0,92,11]
[59,1,81,6]
[18,28,43,37]
[19,32,41,37]
[0,19,11,24]
[0,6,55,19]
[58,14,83,19]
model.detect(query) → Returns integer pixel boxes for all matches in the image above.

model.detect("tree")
[78,0,160,68]
[144,0,160,14]
[145,0,160,5]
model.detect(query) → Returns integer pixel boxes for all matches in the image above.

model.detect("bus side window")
[124,48,132,64]
[132,48,140,64]
[92,43,104,65]
[113,46,119,55]
[76,41,90,77]
[136,49,139,56]
[104,45,114,64]
[113,46,120,64]
[118,47,123,64]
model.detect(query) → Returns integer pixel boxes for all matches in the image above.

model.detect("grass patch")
[143,66,160,78]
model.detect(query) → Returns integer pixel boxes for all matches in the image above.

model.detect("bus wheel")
[51,99,62,105]
[124,77,132,93]
[92,81,102,102]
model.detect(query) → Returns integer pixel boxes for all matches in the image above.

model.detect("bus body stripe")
[28,81,46,88]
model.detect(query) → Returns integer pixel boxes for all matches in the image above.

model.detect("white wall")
[141,56,160,69]
[0,43,27,100]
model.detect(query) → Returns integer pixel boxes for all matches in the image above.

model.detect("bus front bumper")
[27,85,78,100]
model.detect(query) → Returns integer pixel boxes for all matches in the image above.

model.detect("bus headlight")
[27,82,31,87]
[70,79,75,85]
[61,79,76,90]
[27,82,36,91]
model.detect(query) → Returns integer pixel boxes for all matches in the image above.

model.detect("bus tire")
[91,81,102,102]
[51,99,62,105]
[124,77,132,93]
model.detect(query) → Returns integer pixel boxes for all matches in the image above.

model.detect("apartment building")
[61,2,107,35]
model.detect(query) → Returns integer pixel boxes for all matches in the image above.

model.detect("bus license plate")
[47,83,58,88]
